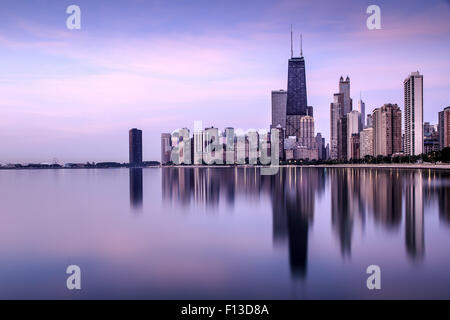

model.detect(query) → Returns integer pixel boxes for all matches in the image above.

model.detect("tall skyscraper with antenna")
[286,30,308,139]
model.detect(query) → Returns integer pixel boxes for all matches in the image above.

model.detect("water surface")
[1,167,449,299]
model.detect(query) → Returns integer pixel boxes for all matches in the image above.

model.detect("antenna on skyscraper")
[300,33,303,57]
[290,25,293,58]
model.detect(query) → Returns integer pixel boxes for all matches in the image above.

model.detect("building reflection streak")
[158,167,450,278]
[404,170,425,261]
[129,168,143,210]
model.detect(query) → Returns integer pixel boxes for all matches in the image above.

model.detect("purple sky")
[0,0,449,163]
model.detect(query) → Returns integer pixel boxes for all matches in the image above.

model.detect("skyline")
[1,0,449,163]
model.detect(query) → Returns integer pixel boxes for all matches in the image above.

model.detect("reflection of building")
[330,168,354,256]
[371,170,402,228]
[405,171,424,260]
[404,71,424,156]
[373,104,402,156]
[159,166,449,280]
[129,128,143,166]
[271,90,287,129]
[129,168,143,209]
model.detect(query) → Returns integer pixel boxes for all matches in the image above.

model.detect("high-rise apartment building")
[161,132,172,165]
[360,127,374,158]
[299,115,315,149]
[315,133,325,160]
[129,128,143,166]
[373,104,402,156]
[404,71,424,155]
[439,106,450,149]
[366,114,373,128]
[271,90,287,129]
[350,134,360,160]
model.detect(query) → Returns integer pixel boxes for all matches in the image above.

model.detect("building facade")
[373,104,402,156]
[330,93,343,159]
[299,115,315,149]
[271,90,287,129]
[286,45,308,138]
[330,76,352,160]
[129,128,143,166]
[358,98,366,129]
[347,110,362,160]
[439,106,450,149]
[360,127,374,158]
[160,132,172,165]
[404,71,424,155]
[350,134,360,160]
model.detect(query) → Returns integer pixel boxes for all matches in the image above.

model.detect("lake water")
[1,167,449,299]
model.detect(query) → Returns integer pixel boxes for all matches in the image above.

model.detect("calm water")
[1,167,449,299]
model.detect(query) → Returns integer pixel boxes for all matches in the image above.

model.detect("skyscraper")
[286,33,308,138]
[330,76,352,160]
[315,133,325,160]
[439,106,450,149]
[347,110,362,160]
[337,116,348,160]
[366,114,373,128]
[271,90,287,129]
[373,104,402,156]
[350,134,360,160]
[339,76,352,115]
[299,115,315,149]
[129,128,142,167]
[358,97,365,129]
[330,93,343,159]
[404,71,424,155]
[360,127,374,158]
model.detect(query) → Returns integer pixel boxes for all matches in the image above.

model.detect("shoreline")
[2,163,449,170]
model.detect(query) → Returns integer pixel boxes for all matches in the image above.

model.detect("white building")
[404,71,424,155]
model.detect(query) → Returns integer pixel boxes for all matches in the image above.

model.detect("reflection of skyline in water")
[129,168,143,210]
[158,167,450,277]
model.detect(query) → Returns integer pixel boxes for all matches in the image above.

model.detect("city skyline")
[0,0,449,163]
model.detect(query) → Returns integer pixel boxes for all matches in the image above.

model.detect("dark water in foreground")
[1,167,449,299]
